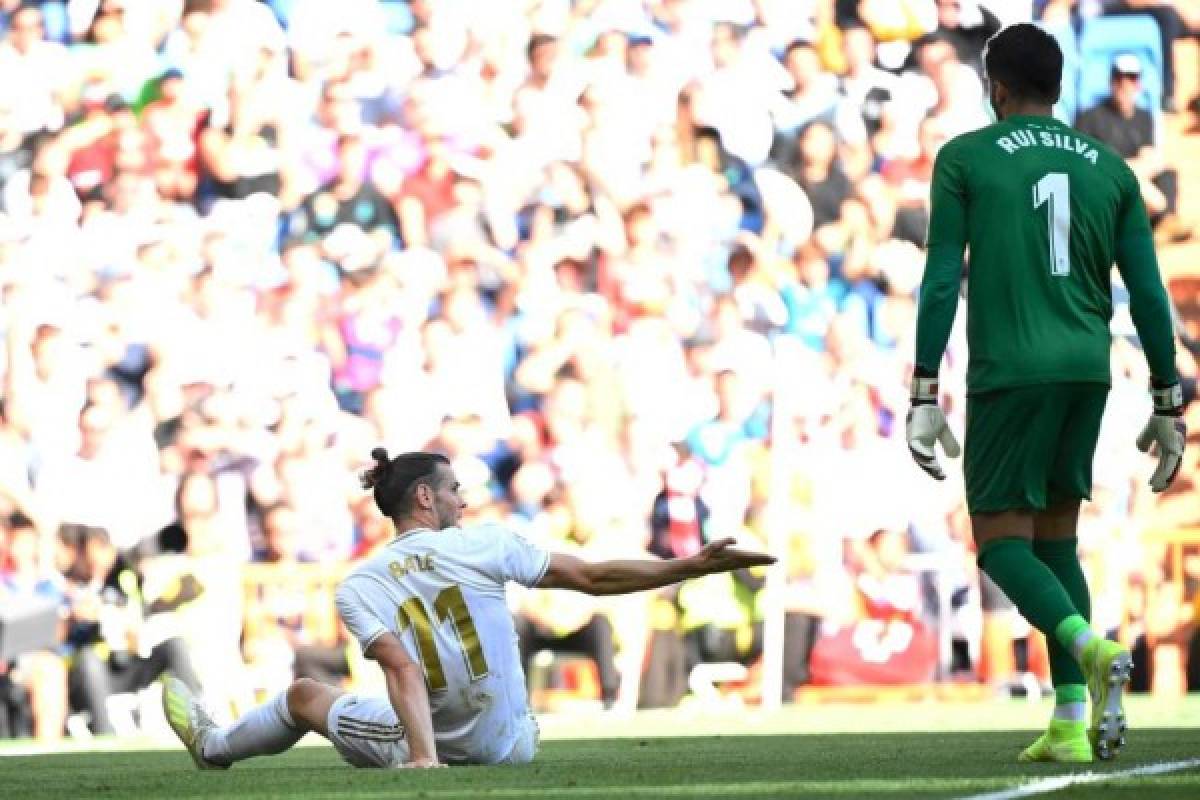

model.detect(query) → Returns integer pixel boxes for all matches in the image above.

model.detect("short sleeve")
[335,579,388,653]
[480,526,550,588]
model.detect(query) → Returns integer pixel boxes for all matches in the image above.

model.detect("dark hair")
[527,33,557,62]
[983,23,1063,105]
[7,511,35,531]
[83,526,112,547]
[58,523,89,548]
[360,449,449,518]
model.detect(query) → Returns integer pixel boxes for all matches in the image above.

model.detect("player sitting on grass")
[162,450,773,768]
[907,23,1187,763]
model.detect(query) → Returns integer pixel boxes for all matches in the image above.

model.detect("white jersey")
[334,523,550,764]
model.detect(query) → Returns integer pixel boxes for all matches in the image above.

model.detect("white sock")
[1068,628,1097,662]
[1052,702,1087,722]
[203,691,305,766]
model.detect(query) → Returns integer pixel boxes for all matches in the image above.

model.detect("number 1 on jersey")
[1032,172,1070,277]
[397,585,489,692]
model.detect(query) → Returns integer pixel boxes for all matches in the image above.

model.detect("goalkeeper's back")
[928,115,1147,394]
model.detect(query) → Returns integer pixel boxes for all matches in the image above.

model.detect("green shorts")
[964,382,1108,515]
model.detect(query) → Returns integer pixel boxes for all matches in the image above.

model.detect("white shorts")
[325,693,540,768]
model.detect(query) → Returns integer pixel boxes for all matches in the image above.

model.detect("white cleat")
[161,673,226,770]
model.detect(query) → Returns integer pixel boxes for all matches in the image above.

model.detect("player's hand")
[400,757,445,769]
[693,538,776,575]
[907,371,960,481]
[1136,381,1186,492]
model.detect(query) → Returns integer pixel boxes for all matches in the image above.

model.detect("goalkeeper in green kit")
[908,24,1187,763]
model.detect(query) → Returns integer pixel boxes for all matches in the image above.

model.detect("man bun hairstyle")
[360,448,449,518]
[983,23,1063,106]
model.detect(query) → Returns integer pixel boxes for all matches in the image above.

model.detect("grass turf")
[3,699,1198,799]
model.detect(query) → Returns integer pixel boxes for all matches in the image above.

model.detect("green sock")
[977,537,1085,648]
[1033,538,1091,694]
[1054,684,1087,706]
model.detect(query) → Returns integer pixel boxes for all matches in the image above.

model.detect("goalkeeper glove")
[1136,380,1187,493]
[906,369,960,481]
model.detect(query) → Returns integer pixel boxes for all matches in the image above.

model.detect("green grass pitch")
[3,698,1198,799]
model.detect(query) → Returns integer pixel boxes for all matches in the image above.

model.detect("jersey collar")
[1006,113,1062,127]
[392,527,435,544]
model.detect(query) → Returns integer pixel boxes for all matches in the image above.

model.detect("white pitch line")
[957,757,1200,800]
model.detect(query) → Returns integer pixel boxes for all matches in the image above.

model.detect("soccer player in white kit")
[162,450,773,769]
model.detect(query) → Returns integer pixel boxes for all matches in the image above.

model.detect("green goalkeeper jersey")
[915,113,1177,393]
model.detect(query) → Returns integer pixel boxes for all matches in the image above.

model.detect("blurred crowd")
[1,0,1199,740]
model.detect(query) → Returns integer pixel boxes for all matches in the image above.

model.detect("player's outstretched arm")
[365,633,444,769]
[536,537,775,596]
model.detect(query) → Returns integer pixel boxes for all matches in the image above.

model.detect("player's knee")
[285,678,339,735]
[287,677,324,708]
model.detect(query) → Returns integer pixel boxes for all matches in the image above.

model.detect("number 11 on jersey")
[1033,172,1071,277]
[397,585,489,692]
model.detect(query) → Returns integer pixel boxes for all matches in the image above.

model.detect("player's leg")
[968,388,1088,645]
[1043,384,1133,760]
[965,387,1094,762]
[163,675,334,769]
[1032,500,1090,723]
[498,712,541,765]
[203,677,342,765]
[1012,499,1093,763]
[283,676,342,737]
[323,693,410,767]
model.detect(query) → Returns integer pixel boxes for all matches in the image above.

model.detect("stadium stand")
[0,0,1195,743]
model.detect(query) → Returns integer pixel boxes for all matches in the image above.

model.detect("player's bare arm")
[364,632,443,768]
[537,537,775,595]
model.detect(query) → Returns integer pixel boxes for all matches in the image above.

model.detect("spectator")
[773,40,856,145]
[641,445,706,708]
[1102,0,1199,112]
[0,514,68,740]
[288,133,399,275]
[926,0,1003,76]
[1075,54,1191,243]
[837,24,898,139]
[781,120,852,234]
[0,3,71,134]
[64,526,201,735]
[781,243,846,350]
[676,520,767,683]
[514,492,621,709]
[140,68,204,202]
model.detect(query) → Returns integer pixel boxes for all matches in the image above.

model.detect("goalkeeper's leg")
[966,386,1128,761]
[972,521,1095,763]
[1034,502,1091,723]
[1039,388,1133,760]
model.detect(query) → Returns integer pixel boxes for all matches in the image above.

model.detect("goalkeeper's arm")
[914,143,967,374]
[1115,230,1178,385]
[1114,206,1186,492]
